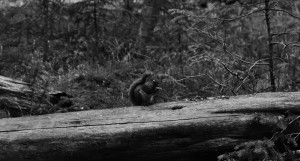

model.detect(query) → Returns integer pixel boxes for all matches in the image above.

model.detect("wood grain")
[0,92,299,161]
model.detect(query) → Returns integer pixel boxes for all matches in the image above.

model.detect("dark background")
[0,0,299,110]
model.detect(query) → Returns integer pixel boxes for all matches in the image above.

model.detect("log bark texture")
[0,75,72,117]
[0,75,51,116]
[0,92,300,161]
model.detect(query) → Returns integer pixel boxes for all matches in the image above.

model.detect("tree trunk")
[264,0,276,92]
[138,0,163,56]
[0,43,2,56]
[93,0,101,64]
[0,90,300,161]
[43,0,50,62]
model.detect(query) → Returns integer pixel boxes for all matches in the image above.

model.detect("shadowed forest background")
[0,0,299,112]
[0,0,300,160]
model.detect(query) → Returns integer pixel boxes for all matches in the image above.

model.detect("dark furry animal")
[129,73,160,106]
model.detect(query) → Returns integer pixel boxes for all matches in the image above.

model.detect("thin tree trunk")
[93,0,100,64]
[0,43,2,57]
[26,17,31,46]
[291,54,298,91]
[264,0,276,92]
[123,0,133,11]
[43,0,49,62]
[138,0,162,56]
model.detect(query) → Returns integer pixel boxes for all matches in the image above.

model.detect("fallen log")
[0,92,300,161]
[0,75,72,117]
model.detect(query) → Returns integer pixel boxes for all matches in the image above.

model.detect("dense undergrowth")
[0,1,299,112]
[0,0,300,160]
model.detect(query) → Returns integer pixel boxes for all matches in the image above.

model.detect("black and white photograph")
[0,0,300,160]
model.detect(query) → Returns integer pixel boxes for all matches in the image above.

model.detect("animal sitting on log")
[128,73,161,106]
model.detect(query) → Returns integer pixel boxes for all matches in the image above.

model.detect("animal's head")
[151,79,162,92]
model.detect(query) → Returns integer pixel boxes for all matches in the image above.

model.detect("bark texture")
[0,91,300,161]
[0,75,71,117]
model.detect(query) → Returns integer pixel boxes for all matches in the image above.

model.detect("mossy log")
[0,91,300,161]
